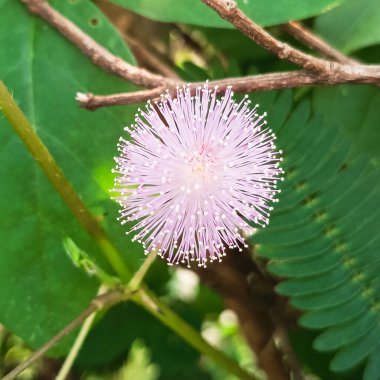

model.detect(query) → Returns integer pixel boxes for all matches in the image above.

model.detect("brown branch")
[22,0,380,112]
[124,34,180,80]
[76,87,166,110]
[201,0,380,83]
[76,69,376,110]
[282,21,356,65]
[272,319,305,380]
[21,0,177,88]
[74,0,380,111]
[201,0,332,73]
[195,249,302,380]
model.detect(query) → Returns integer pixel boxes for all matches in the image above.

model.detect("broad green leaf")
[110,0,344,28]
[0,0,141,353]
[315,0,380,53]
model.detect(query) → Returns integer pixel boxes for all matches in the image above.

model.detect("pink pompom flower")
[113,83,283,267]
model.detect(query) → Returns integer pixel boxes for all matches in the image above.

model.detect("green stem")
[128,251,156,290]
[55,305,98,380]
[0,81,130,282]
[134,288,258,380]
[0,81,254,380]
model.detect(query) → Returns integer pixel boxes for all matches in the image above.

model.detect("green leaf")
[315,0,380,53]
[364,344,380,380]
[289,329,363,380]
[250,90,380,378]
[330,325,380,372]
[0,0,141,353]
[77,302,212,380]
[112,340,159,380]
[312,86,380,160]
[63,238,121,286]
[110,0,344,28]
[314,312,379,351]
[300,297,368,329]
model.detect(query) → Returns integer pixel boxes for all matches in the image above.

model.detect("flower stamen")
[112,83,283,267]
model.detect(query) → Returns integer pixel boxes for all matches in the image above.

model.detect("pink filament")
[113,83,283,267]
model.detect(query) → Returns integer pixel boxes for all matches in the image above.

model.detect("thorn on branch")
[225,0,237,12]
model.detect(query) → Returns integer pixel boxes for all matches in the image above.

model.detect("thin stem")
[128,251,157,290]
[274,324,305,380]
[134,288,258,380]
[282,21,355,65]
[55,286,108,380]
[4,252,157,380]
[55,255,157,380]
[0,81,130,282]
[55,306,97,380]
[124,34,180,80]
[1,290,124,380]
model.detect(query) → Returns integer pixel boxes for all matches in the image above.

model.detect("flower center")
[191,155,208,175]
[189,148,215,178]
[179,146,218,191]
